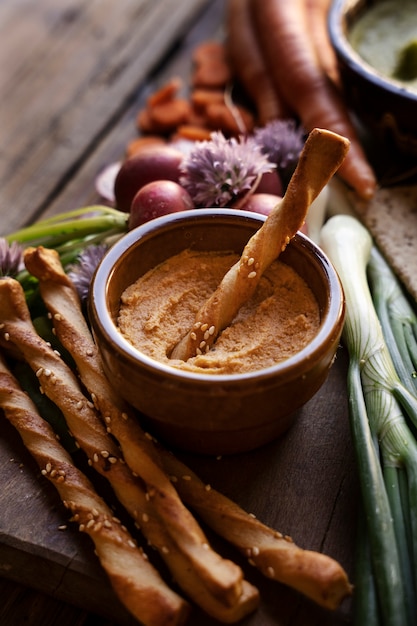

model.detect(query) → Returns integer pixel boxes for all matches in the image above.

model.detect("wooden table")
[0,1,358,624]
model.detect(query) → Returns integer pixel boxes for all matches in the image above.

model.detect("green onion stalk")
[4,205,128,304]
[320,214,417,626]
[5,205,128,256]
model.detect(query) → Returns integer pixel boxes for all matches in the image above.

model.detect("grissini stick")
[171,128,350,360]
[159,448,353,611]
[0,278,259,621]
[22,247,250,614]
[0,353,188,626]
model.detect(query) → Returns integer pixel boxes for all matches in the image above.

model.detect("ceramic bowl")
[329,0,417,155]
[89,209,345,455]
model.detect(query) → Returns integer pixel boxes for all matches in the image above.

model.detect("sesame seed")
[252,546,260,556]
[266,566,275,578]
[36,368,43,378]
[161,546,169,554]
[248,558,256,566]
[87,459,93,466]
[79,524,85,532]
[204,484,211,491]
[46,463,52,473]
[108,457,117,464]
[87,401,94,409]
[190,332,197,341]
[202,543,209,550]
[104,416,111,423]
[142,513,149,522]
[4,332,10,341]
[58,525,67,531]
[208,325,215,335]
[106,427,112,434]
[94,522,103,532]
[44,369,51,377]
[203,330,210,340]
[128,539,136,548]
[199,340,206,349]
[100,450,110,458]
[193,322,202,329]
[104,520,112,529]
[145,432,153,440]
[249,512,256,518]
[196,348,202,356]
[86,349,94,356]
[76,400,83,410]
[122,412,129,421]
[56,475,65,483]
[201,323,208,332]
[170,475,178,483]
[248,271,257,279]
[93,453,99,463]
[86,519,95,529]
[182,475,191,481]
[92,508,99,517]
[54,313,62,321]
[41,469,47,476]
[91,393,97,403]
[247,257,255,266]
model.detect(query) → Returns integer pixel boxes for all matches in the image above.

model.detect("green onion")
[320,214,417,626]
[5,205,128,249]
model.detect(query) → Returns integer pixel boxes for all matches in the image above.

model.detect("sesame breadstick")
[0,277,258,622]
[0,353,188,626]
[171,128,350,360]
[159,449,353,611]
[22,246,247,612]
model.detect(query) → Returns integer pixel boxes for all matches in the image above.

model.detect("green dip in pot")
[348,0,417,91]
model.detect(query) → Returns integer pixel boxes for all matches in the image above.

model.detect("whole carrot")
[226,0,286,124]
[240,0,377,199]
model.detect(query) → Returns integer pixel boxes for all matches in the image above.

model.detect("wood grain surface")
[0,1,358,624]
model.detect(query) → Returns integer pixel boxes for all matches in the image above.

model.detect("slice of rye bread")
[350,185,417,304]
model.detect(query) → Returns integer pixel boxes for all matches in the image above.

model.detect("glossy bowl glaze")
[329,0,417,155]
[89,209,345,455]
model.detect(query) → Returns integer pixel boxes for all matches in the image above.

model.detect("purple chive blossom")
[67,243,107,302]
[253,120,305,172]
[179,131,275,208]
[0,238,24,277]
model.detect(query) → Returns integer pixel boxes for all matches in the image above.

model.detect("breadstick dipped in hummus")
[171,128,349,361]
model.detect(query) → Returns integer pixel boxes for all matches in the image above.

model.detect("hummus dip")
[117,249,320,375]
[348,0,417,90]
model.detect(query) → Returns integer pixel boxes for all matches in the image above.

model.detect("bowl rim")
[89,209,345,385]
[328,0,417,102]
